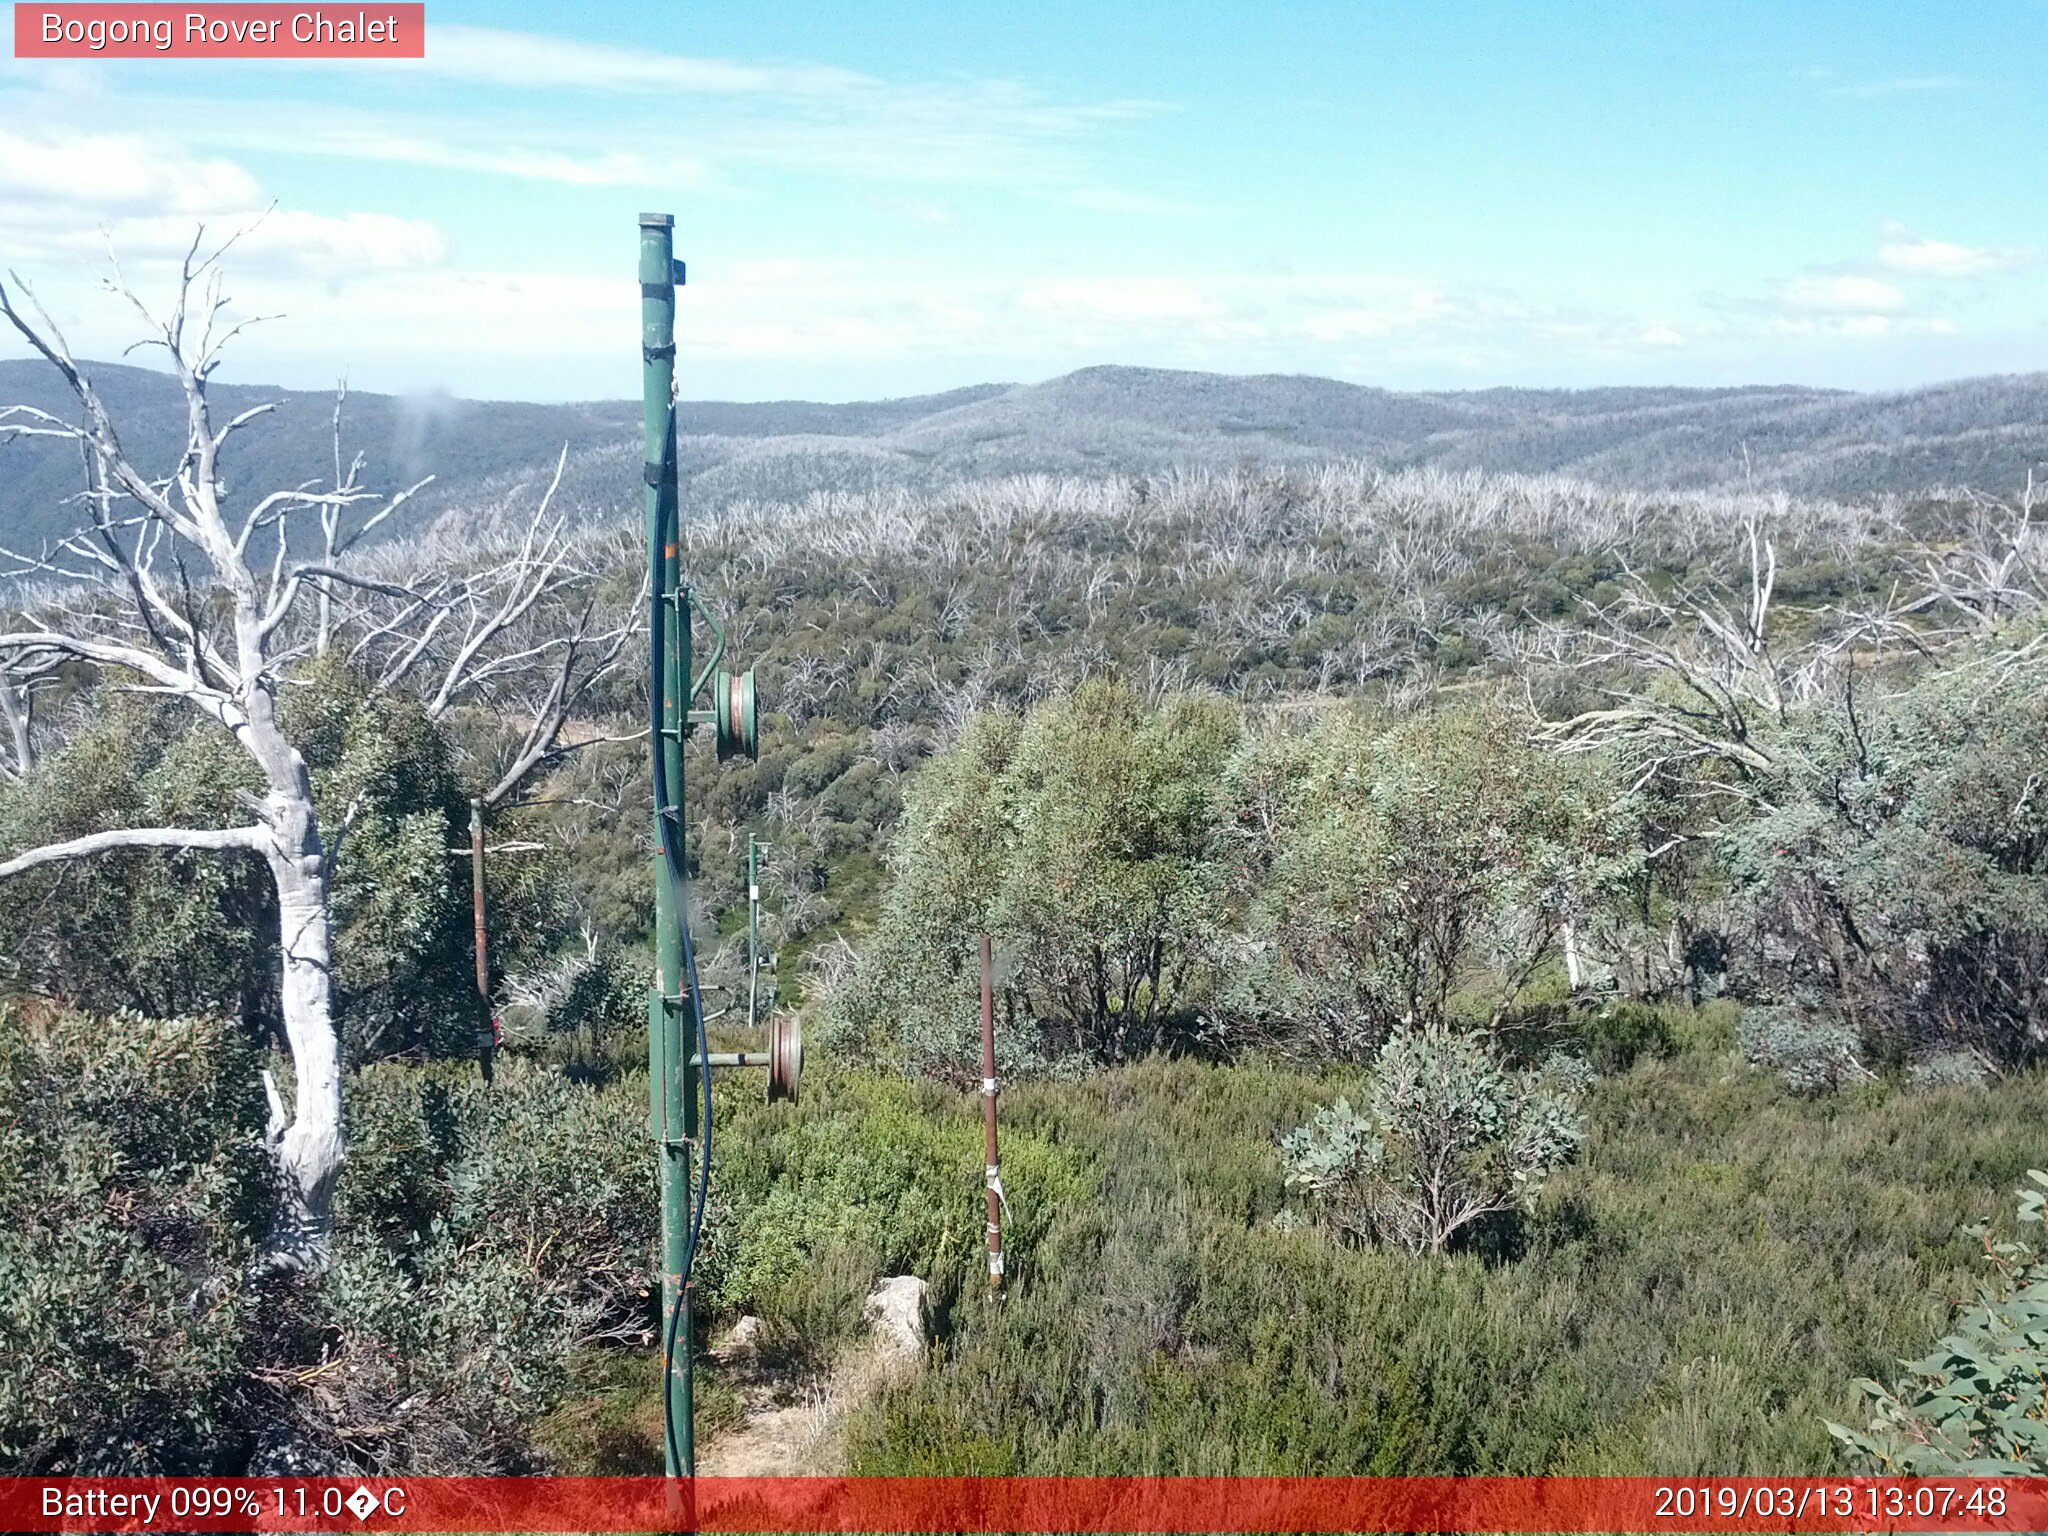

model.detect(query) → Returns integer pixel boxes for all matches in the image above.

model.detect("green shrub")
[1830,1172,2048,1473]
[701,1067,1090,1347]
[842,1037,2048,1476]
[1573,1000,1677,1074]
[1724,662,2048,1068]
[1910,1050,1994,1091]
[1281,1028,1586,1254]
[294,1058,656,1473]
[0,1010,658,1476]
[500,939,645,1081]
[0,703,274,1023]
[0,1004,270,1473]
[833,680,1238,1081]
[0,664,572,1063]
[1226,707,1645,1061]
[291,663,570,1063]
[1738,1005,1869,1095]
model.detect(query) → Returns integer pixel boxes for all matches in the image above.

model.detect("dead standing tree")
[339,470,642,813]
[0,239,633,1270]
[1534,508,1804,791]
[0,647,60,782]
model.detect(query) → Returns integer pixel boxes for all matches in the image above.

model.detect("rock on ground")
[862,1275,928,1361]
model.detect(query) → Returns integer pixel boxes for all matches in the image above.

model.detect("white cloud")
[0,126,446,306]
[1877,225,2036,277]
[259,128,678,188]
[1777,274,1906,314]
[865,196,956,228]
[411,25,872,97]
[0,128,261,215]
[1052,187,1207,217]
[1761,312,1955,340]
[1297,286,1456,341]
[185,26,1173,200]
[229,210,446,270]
[1016,278,1212,320]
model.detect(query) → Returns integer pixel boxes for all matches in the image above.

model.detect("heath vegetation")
[4,258,2048,1474]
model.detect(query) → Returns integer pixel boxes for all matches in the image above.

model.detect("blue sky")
[3,1,2045,400]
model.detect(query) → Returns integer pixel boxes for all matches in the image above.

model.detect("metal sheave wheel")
[767,1012,802,1104]
[713,667,759,762]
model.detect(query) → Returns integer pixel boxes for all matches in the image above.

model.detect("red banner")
[12,4,425,58]
[2,1477,2045,1533]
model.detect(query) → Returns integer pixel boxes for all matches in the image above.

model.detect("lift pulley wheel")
[714,667,759,762]
[767,1012,802,1104]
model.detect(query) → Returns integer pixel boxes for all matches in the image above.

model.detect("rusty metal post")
[980,935,1004,1293]
[470,796,493,1084]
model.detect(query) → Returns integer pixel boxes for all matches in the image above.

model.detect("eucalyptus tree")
[0,238,634,1269]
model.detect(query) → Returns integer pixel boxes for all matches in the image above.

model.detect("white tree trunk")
[268,851,343,1270]
[243,657,347,1271]
[3,255,616,1279]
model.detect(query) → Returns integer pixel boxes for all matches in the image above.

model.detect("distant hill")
[5,359,2046,555]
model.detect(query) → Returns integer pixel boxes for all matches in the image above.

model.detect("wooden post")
[470,797,493,1084]
[980,934,1004,1293]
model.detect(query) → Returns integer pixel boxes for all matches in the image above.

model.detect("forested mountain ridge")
[6,359,2047,557]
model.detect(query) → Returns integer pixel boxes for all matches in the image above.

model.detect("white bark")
[271,847,342,1266]
[0,243,352,1270]
[0,824,266,877]
[0,664,42,782]
[1,239,625,1270]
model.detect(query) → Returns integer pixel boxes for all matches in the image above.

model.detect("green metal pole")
[640,211,695,1479]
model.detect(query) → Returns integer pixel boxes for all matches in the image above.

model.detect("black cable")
[649,403,714,1478]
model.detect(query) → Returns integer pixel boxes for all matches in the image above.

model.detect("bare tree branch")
[0,823,266,878]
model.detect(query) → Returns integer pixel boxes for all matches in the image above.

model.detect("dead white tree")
[1535,508,1800,786]
[0,647,61,782]
[338,460,643,810]
[0,238,632,1268]
[1900,475,2046,637]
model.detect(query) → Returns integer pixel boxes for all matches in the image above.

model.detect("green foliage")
[834,680,1239,1080]
[1281,1028,1586,1254]
[1910,1049,1995,1090]
[701,1067,1088,1353]
[290,1058,655,1472]
[1830,1172,2048,1473]
[500,938,646,1081]
[289,661,573,1063]
[0,1004,270,1473]
[1226,706,1644,1058]
[0,663,571,1064]
[998,683,1239,1061]
[1725,662,2048,1067]
[0,999,651,1475]
[0,701,274,1021]
[844,1032,2048,1475]
[290,666,479,1060]
[1572,999,1678,1074]
[845,691,1648,1079]
[1738,1005,1868,1095]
